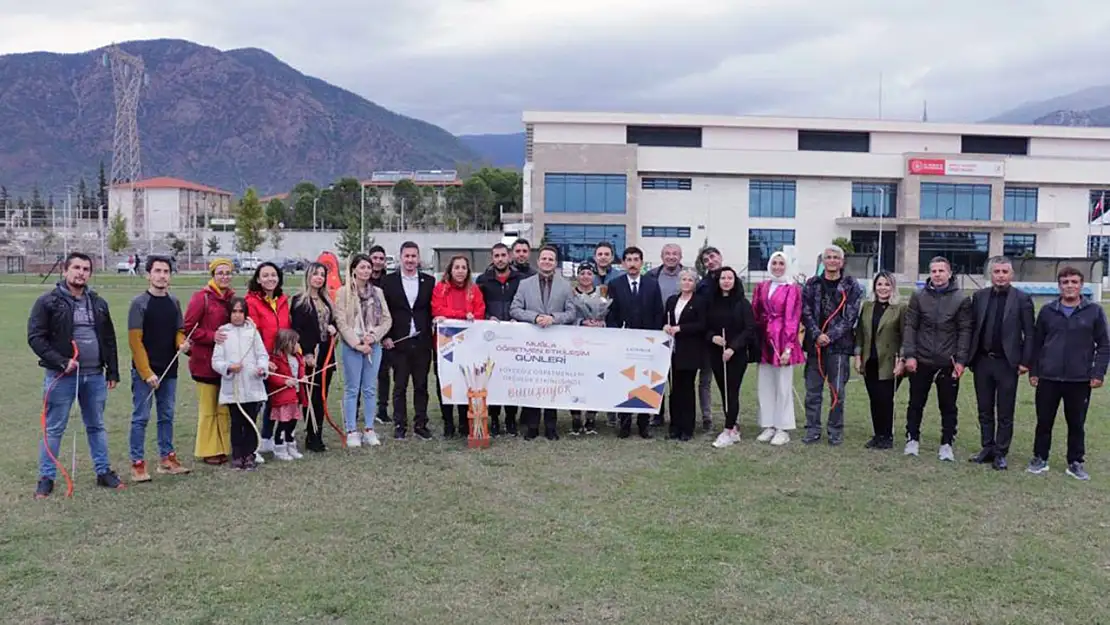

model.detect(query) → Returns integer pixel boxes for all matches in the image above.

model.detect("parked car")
[238,255,262,272]
[385,255,398,272]
[116,260,133,274]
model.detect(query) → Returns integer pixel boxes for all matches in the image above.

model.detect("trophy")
[461,358,495,449]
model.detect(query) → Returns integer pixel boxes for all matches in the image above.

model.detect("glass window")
[851,182,897,218]
[1003,187,1038,222]
[641,178,692,190]
[920,183,991,220]
[544,224,626,264]
[641,226,692,238]
[798,130,870,153]
[1089,236,1110,276]
[543,173,626,214]
[849,230,895,272]
[750,180,796,218]
[1003,234,1036,258]
[748,229,795,270]
[627,126,702,148]
[918,231,990,274]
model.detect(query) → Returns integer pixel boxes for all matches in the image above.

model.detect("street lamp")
[312,197,319,233]
[360,183,366,253]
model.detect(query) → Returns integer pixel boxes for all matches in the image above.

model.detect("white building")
[109,176,233,240]
[521,111,1110,279]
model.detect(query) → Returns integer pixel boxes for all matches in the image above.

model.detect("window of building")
[543,224,626,264]
[544,174,627,214]
[798,130,870,153]
[918,231,990,274]
[920,182,991,221]
[1004,187,1038,222]
[641,226,691,238]
[1090,190,1110,223]
[961,135,1029,156]
[850,230,895,273]
[626,125,702,148]
[749,180,797,218]
[641,177,692,190]
[1003,234,1036,259]
[1089,236,1110,276]
[851,182,897,218]
[749,229,796,270]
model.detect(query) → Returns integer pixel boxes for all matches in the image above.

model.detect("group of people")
[26,238,1110,498]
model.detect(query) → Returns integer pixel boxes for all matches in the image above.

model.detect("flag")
[1092,192,1106,223]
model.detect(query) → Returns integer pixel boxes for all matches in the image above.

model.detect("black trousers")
[391,341,431,430]
[230,401,262,460]
[710,354,747,430]
[1033,379,1090,464]
[433,358,468,434]
[906,364,959,445]
[668,368,698,437]
[303,358,334,446]
[275,419,297,443]
[488,405,518,433]
[521,407,557,436]
[376,349,391,419]
[863,359,896,440]
[973,356,1019,456]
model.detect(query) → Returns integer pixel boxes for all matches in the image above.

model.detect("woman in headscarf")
[183,258,236,465]
[751,251,804,446]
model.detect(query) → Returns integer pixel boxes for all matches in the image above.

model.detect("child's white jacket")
[211,321,270,404]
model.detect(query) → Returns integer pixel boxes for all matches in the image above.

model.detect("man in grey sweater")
[646,243,686,427]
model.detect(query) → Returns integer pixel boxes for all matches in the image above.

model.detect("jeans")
[129,370,179,462]
[803,351,851,438]
[39,370,110,479]
[342,342,382,432]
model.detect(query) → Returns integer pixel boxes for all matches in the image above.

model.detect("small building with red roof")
[109,176,234,238]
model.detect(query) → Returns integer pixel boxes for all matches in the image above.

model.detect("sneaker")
[414,426,433,441]
[254,451,266,465]
[363,429,381,447]
[701,418,713,433]
[904,439,920,457]
[305,439,327,453]
[34,477,54,499]
[876,437,894,450]
[273,443,293,461]
[394,427,407,440]
[938,444,955,462]
[230,457,245,471]
[712,429,736,449]
[608,414,617,427]
[157,452,191,475]
[131,460,153,483]
[757,427,776,443]
[729,428,741,444]
[346,431,363,448]
[770,430,790,446]
[802,432,822,445]
[1066,462,1090,481]
[585,420,598,435]
[1026,457,1049,475]
[96,470,126,490]
[571,418,583,436]
[260,438,275,454]
[244,456,258,471]
[375,412,392,425]
[864,436,880,449]
[828,436,843,447]
[287,441,304,459]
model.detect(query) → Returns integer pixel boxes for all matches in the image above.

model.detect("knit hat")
[208,258,233,274]
[577,261,596,275]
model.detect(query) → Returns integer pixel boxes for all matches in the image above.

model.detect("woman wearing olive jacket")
[854,271,906,449]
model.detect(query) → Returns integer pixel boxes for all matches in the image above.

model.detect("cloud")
[3,0,1110,134]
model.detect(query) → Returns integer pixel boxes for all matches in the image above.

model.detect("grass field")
[2,278,1109,624]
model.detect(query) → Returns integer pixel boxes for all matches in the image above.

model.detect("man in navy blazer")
[606,246,665,439]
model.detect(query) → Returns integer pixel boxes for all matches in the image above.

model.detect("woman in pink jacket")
[751,251,804,445]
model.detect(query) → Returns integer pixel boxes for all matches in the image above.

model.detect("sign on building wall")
[907,158,1005,178]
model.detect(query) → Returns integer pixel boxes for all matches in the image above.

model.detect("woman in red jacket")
[432,255,486,438]
[183,258,236,465]
[245,261,291,455]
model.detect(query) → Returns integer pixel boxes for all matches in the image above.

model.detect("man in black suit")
[380,241,436,440]
[606,246,665,439]
[967,256,1034,470]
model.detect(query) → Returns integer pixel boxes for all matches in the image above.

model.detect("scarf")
[357,282,383,332]
[207,279,223,296]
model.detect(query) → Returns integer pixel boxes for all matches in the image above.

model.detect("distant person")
[606,246,664,439]
[381,241,436,440]
[1027,266,1110,481]
[752,251,803,447]
[476,243,524,436]
[967,256,1034,471]
[511,238,536,278]
[854,272,906,450]
[183,258,236,466]
[28,252,124,498]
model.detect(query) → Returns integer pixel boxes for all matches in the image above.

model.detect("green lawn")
[1,281,1108,624]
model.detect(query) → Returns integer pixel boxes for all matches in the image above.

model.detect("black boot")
[571,415,583,436]
[490,416,502,438]
[506,415,519,437]
[637,415,653,439]
[443,420,457,439]
[458,413,469,440]
[618,414,632,439]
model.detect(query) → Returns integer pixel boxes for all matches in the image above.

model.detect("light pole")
[360,183,366,253]
[312,197,319,232]
[876,184,886,273]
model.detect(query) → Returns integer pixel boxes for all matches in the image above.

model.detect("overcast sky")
[3,1,1110,134]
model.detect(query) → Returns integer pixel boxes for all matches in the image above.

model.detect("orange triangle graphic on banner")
[621,365,636,380]
[651,371,664,384]
[443,384,452,400]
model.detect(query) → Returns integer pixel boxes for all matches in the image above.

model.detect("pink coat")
[752,280,804,366]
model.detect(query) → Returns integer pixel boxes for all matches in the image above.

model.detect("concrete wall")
[208,230,503,265]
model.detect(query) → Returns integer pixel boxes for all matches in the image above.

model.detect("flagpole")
[1102,191,1106,288]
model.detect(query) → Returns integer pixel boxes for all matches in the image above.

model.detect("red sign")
[908,158,946,175]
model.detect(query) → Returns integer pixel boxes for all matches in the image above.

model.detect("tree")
[206,235,221,255]
[289,182,319,229]
[265,198,287,228]
[269,226,284,252]
[832,236,855,254]
[30,186,45,227]
[97,161,109,221]
[39,228,57,258]
[335,213,373,258]
[391,179,422,230]
[108,210,130,253]
[77,178,89,220]
[455,176,496,229]
[168,234,187,256]
[234,188,266,254]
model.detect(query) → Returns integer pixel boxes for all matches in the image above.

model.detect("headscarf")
[208,257,234,295]
[766,251,792,285]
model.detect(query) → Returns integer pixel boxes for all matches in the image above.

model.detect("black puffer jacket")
[902,280,973,368]
[476,265,523,321]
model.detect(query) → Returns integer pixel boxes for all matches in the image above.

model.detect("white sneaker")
[770,430,790,446]
[757,427,776,443]
[346,431,362,448]
[254,451,265,465]
[260,438,275,454]
[287,441,304,460]
[729,428,741,444]
[938,444,955,462]
[904,439,920,456]
[712,429,736,449]
[363,429,381,447]
[273,443,293,461]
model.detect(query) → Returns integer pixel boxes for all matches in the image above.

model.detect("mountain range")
[985,85,1110,127]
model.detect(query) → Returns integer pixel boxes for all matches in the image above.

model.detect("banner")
[435,320,673,414]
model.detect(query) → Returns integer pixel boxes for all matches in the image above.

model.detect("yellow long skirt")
[194,382,231,459]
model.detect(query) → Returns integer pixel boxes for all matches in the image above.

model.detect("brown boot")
[130,460,152,483]
[157,452,191,475]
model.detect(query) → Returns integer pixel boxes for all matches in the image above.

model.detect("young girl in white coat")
[211,297,270,471]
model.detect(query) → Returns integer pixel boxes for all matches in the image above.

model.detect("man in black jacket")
[695,246,725,432]
[367,245,392,426]
[476,242,523,435]
[27,252,124,498]
[1027,266,1110,481]
[902,256,973,462]
[511,238,536,278]
[606,246,665,439]
[381,241,436,440]
[967,256,1034,470]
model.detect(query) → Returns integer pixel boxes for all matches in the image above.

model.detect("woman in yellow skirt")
[183,259,236,464]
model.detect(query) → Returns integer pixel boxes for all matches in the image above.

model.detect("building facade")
[110,176,233,239]
[522,111,1110,279]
